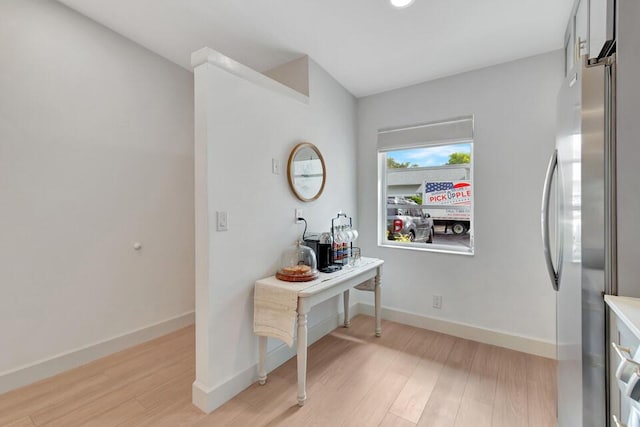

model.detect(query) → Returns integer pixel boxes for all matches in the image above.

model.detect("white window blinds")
[377,116,474,152]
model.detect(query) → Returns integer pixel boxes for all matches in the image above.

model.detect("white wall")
[0,0,194,389]
[192,52,357,411]
[356,51,563,346]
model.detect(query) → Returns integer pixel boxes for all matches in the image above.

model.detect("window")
[378,117,474,254]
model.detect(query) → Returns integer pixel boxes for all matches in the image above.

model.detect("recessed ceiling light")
[390,0,415,9]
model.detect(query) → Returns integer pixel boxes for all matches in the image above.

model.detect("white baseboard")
[0,311,195,394]
[357,303,556,359]
[192,308,351,414]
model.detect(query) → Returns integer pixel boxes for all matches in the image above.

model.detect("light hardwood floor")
[0,315,556,427]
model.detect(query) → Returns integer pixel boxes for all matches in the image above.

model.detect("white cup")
[345,229,354,242]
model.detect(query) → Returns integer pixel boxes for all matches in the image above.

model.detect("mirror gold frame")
[287,142,326,202]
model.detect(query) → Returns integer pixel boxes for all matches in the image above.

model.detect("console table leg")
[297,311,308,406]
[343,290,351,327]
[375,270,382,337]
[258,335,267,385]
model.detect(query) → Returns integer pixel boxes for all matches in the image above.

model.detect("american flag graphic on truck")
[424,181,471,206]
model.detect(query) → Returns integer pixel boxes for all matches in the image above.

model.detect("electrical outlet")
[295,208,303,223]
[432,295,442,309]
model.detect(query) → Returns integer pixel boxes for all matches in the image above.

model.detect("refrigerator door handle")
[541,149,559,291]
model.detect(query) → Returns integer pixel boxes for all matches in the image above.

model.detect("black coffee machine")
[304,233,340,273]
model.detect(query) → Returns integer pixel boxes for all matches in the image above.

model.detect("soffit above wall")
[58,0,573,97]
[191,48,309,104]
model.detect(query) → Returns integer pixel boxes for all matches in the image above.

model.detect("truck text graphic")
[424,181,472,206]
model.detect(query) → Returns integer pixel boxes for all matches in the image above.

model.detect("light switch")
[216,211,228,231]
[272,158,280,175]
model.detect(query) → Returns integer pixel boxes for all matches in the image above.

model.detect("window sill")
[378,241,474,256]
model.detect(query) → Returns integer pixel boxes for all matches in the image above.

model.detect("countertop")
[605,295,640,339]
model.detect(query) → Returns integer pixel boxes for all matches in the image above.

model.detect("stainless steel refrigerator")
[546,1,640,426]
[541,9,617,427]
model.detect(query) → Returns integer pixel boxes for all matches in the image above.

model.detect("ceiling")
[58,0,574,97]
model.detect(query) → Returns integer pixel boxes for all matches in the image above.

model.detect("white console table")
[254,257,383,406]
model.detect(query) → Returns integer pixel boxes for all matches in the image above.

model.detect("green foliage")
[407,195,422,205]
[394,233,412,242]
[387,157,418,169]
[447,152,471,164]
[386,229,412,242]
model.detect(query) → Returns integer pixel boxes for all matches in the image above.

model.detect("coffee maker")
[304,232,338,272]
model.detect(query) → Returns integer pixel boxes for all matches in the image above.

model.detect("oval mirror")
[287,142,326,202]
